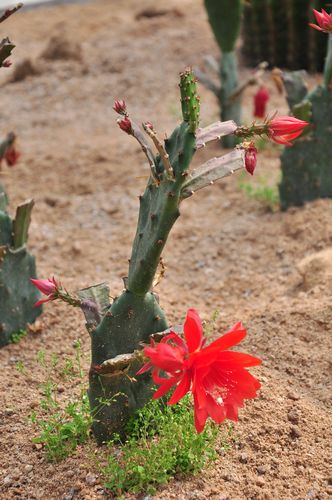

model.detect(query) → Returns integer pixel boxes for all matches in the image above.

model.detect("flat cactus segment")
[12,199,34,249]
[181,149,245,198]
[196,120,237,149]
[179,68,200,133]
[0,247,41,347]
[0,210,12,245]
[279,86,332,209]
[282,71,308,108]
[204,0,242,53]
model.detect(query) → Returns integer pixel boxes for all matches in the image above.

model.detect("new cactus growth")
[242,0,327,72]
[279,13,332,209]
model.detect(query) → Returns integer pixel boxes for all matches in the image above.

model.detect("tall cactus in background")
[279,9,332,209]
[201,0,243,148]
[0,4,42,347]
[242,0,327,72]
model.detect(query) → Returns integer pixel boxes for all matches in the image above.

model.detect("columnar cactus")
[242,0,327,72]
[279,10,332,209]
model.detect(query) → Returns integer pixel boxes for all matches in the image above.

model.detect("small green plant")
[9,329,27,344]
[239,172,280,211]
[102,396,223,495]
[30,341,92,462]
[15,360,25,373]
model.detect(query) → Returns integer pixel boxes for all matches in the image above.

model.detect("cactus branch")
[181,148,245,198]
[324,35,332,89]
[196,120,238,149]
[227,61,269,101]
[194,67,220,96]
[0,3,23,23]
[129,121,159,182]
[142,123,174,178]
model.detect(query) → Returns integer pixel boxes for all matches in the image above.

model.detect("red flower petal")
[183,308,203,353]
[167,371,191,405]
[152,375,180,399]
[206,322,247,352]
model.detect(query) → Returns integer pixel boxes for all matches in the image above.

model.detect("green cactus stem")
[79,69,246,443]
[203,0,243,148]
[323,35,332,89]
[0,197,41,347]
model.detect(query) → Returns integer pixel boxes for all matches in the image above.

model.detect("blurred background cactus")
[196,0,243,148]
[279,15,332,209]
[0,4,42,347]
[77,69,247,443]
[242,0,327,72]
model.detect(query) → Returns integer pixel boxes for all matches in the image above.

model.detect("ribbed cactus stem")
[324,36,332,89]
[179,68,200,133]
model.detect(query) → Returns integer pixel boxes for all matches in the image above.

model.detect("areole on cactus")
[34,68,307,443]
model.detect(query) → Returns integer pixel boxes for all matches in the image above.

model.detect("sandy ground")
[0,0,331,498]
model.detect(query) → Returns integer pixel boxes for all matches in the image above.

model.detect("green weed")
[102,396,224,495]
[10,329,27,344]
[239,171,280,211]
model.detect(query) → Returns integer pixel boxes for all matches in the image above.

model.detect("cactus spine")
[279,31,332,209]
[78,70,246,443]
[242,0,327,72]
[204,0,243,148]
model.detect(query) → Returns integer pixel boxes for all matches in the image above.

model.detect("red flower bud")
[113,99,127,115]
[2,59,12,68]
[253,86,269,119]
[309,8,332,34]
[117,117,132,134]
[268,116,309,146]
[31,277,59,307]
[4,146,20,167]
[244,145,257,175]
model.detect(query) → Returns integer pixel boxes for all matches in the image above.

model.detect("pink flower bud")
[144,121,153,129]
[2,60,12,68]
[5,146,20,167]
[253,86,269,119]
[117,117,132,134]
[309,8,332,34]
[244,145,257,175]
[268,116,309,146]
[31,277,59,307]
[113,100,127,115]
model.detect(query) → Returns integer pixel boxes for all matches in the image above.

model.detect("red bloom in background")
[268,116,309,146]
[4,145,20,167]
[254,86,270,118]
[137,309,261,433]
[309,9,332,34]
[31,277,59,307]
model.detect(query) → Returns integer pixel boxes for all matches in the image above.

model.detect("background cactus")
[0,170,41,347]
[279,29,332,208]
[0,5,42,347]
[199,0,243,148]
[242,0,327,72]
[78,69,246,443]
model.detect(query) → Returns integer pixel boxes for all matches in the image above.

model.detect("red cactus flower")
[244,144,257,175]
[117,116,132,134]
[254,86,270,118]
[113,99,127,115]
[137,309,261,433]
[31,277,59,307]
[268,116,309,146]
[309,9,332,34]
[4,145,20,167]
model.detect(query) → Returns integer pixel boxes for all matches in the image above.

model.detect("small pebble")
[257,465,267,475]
[287,391,300,401]
[85,472,97,486]
[24,465,33,473]
[239,453,248,464]
[290,425,301,439]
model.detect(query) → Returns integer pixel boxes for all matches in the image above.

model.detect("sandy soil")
[0,0,331,498]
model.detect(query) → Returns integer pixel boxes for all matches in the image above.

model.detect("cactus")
[73,69,247,443]
[0,5,42,347]
[242,0,327,72]
[279,23,332,208]
[195,0,243,148]
[0,170,41,347]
